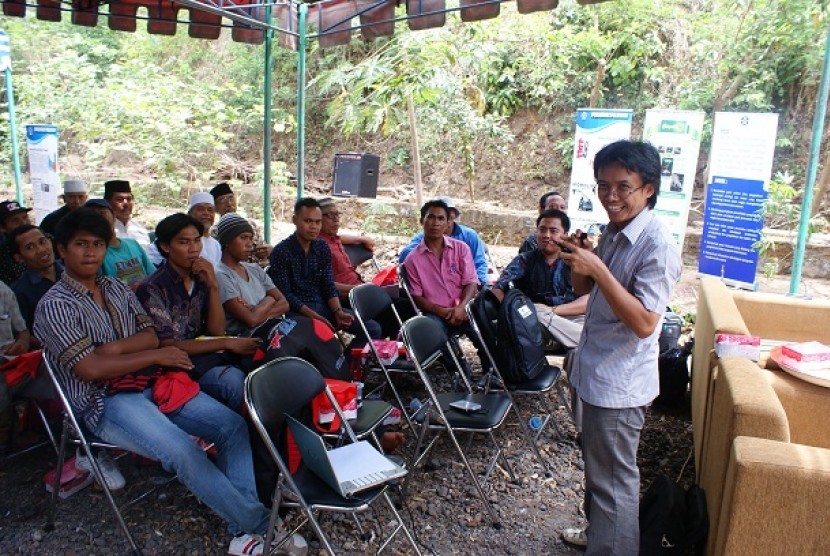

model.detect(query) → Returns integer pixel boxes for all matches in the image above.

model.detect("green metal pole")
[4,67,23,203]
[262,2,274,244]
[789,22,830,296]
[296,2,308,200]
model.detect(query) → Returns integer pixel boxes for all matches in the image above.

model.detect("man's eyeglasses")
[596,184,645,198]
[322,212,340,219]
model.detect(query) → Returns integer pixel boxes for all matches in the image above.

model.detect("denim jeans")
[198,365,244,413]
[93,389,271,536]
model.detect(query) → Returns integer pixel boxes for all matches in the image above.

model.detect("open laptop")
[286,416,407,497]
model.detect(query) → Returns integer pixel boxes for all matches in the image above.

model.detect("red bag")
[371,264,398,287]
[310,379,358,433]
[0,350,42,387]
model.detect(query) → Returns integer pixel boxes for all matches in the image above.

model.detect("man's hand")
[359,237,375,252]
[4,338,29,356]
[559,242,604,280]
[334,309,353,330]
[223,337,261,356]
[192,258,218,289]
[155,346,193,370]
[255,245,272,260]
[446,305,468,326]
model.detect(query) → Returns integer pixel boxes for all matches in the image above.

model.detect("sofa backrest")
[732,290,830,344]
[701,357,790,556]
[693,277,750,477]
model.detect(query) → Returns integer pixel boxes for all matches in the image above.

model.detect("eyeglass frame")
[596,184,647,198]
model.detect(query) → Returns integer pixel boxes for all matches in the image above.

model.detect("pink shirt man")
[403,236,478,308]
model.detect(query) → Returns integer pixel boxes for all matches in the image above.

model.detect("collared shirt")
[403,236,478,308]
[267,234,338,313]
[0,234,26,286]
[136,261,210,342]
[518,232,538,254]
[0,280,27,349]
[12,261,64,329]
[34,274,154,430]
[216,262,276,336]
[570,209,682,409]
[320,232,362,286]
[200,235,222,266]
[114,218,152,252]
[39,205,71,236]
[495,249,577,306]
[399,222,488,285]
[101,238,156,288]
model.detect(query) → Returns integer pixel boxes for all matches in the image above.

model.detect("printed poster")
[567,108,633,234]
[643,109,705,250]
[25,124,60,224]
[698,112,779,289]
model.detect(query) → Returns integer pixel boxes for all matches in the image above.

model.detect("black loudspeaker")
[332,153,380,198]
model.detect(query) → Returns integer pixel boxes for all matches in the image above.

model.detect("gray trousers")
[533,305,584,350]
[581,401,645,556]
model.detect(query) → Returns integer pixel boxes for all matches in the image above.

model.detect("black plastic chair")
[244,357,421,555]
[343,242,380,272]
[400,315,516,529]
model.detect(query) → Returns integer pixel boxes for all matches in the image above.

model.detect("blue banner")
[698,176,766,288]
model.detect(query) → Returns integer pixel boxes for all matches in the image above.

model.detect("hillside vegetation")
[0,0,828,228]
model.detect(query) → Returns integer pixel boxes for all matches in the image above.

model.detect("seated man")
[40,179,89,236]
[398,196,488,285]
[267,198,381,342]
[210,182,271,267]
[10,225,64,331]
[104,180,152,252]
[0,280,30,360]
[518,191,568,254]
[494,209,587,351]
[0,201,32,285]
[317,197,410,338]
[33,208,307,556]
[137,214,258,412]
[85,199,155,290]
[403,199,486,372]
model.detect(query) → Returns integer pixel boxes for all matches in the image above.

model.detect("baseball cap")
[434,196,460,216]
[0,200,32,223]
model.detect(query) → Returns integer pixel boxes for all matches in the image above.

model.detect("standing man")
[398,196,489,285]
[559,140,681,554]
[40,179,89,235]
[137,213,257,412]
[268,198,380,341]
[518,191,568,254]
[104,180,152,252]
[210,182,270,266]
[0,201,32,285]
[10,225,64,330]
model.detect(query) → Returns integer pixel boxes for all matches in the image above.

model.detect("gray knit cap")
[216,213,253,247]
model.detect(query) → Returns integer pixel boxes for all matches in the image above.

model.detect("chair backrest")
[397,264,420,315]
[343,242,375,268]
[400,315,448,369]
[245,357,327,439]
[350,283,395,323]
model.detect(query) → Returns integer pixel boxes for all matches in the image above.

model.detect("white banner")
[25,124,60,224]
[643,109,705,250]
[567,108,633,233]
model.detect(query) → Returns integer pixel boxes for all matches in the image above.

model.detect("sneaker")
[75,449,126,491]
[561,526,588,550]
[228,533,266,556]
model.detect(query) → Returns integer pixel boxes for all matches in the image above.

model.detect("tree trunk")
[588,60,606,108]
[811,151,830,218]
[407,92,423,207]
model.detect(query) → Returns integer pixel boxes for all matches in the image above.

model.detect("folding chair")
[41,353,153,556]
[348,283,418,429]
[396,264,420,316]
[400,315,517,528]
[343,242,380,272]
[465,296,574,476]
[244,356,421,555]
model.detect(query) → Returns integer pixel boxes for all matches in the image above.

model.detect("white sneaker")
[561,526,588,550]
[75,449,126,491]
[228,533,266,556]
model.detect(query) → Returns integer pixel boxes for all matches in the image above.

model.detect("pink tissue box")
[782,341,830,363]
[715,334,761,361]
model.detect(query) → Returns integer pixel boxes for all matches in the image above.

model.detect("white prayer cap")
[188,192,215,211]
[63,179,86,194]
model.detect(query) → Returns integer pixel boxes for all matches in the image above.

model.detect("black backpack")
[480,288,546,384]
[640,475,708,555]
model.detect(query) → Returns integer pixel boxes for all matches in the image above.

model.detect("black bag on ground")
[484,288,545,383]
[655,339,694,408]
[640,474,708,555]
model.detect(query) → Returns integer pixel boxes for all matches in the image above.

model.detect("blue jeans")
[93,389,271,536]
[198,365,244,413]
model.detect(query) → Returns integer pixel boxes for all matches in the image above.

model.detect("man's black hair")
[419,199,450,222]
[53,208,113,247]
[539,191,563,211]
[537,209,571,232]
[593,140,661,210]
[294,197,321,214]
[154,213,204,259]
[8,224,41,255]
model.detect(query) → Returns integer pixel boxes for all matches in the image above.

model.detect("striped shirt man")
[33,273,154,430]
